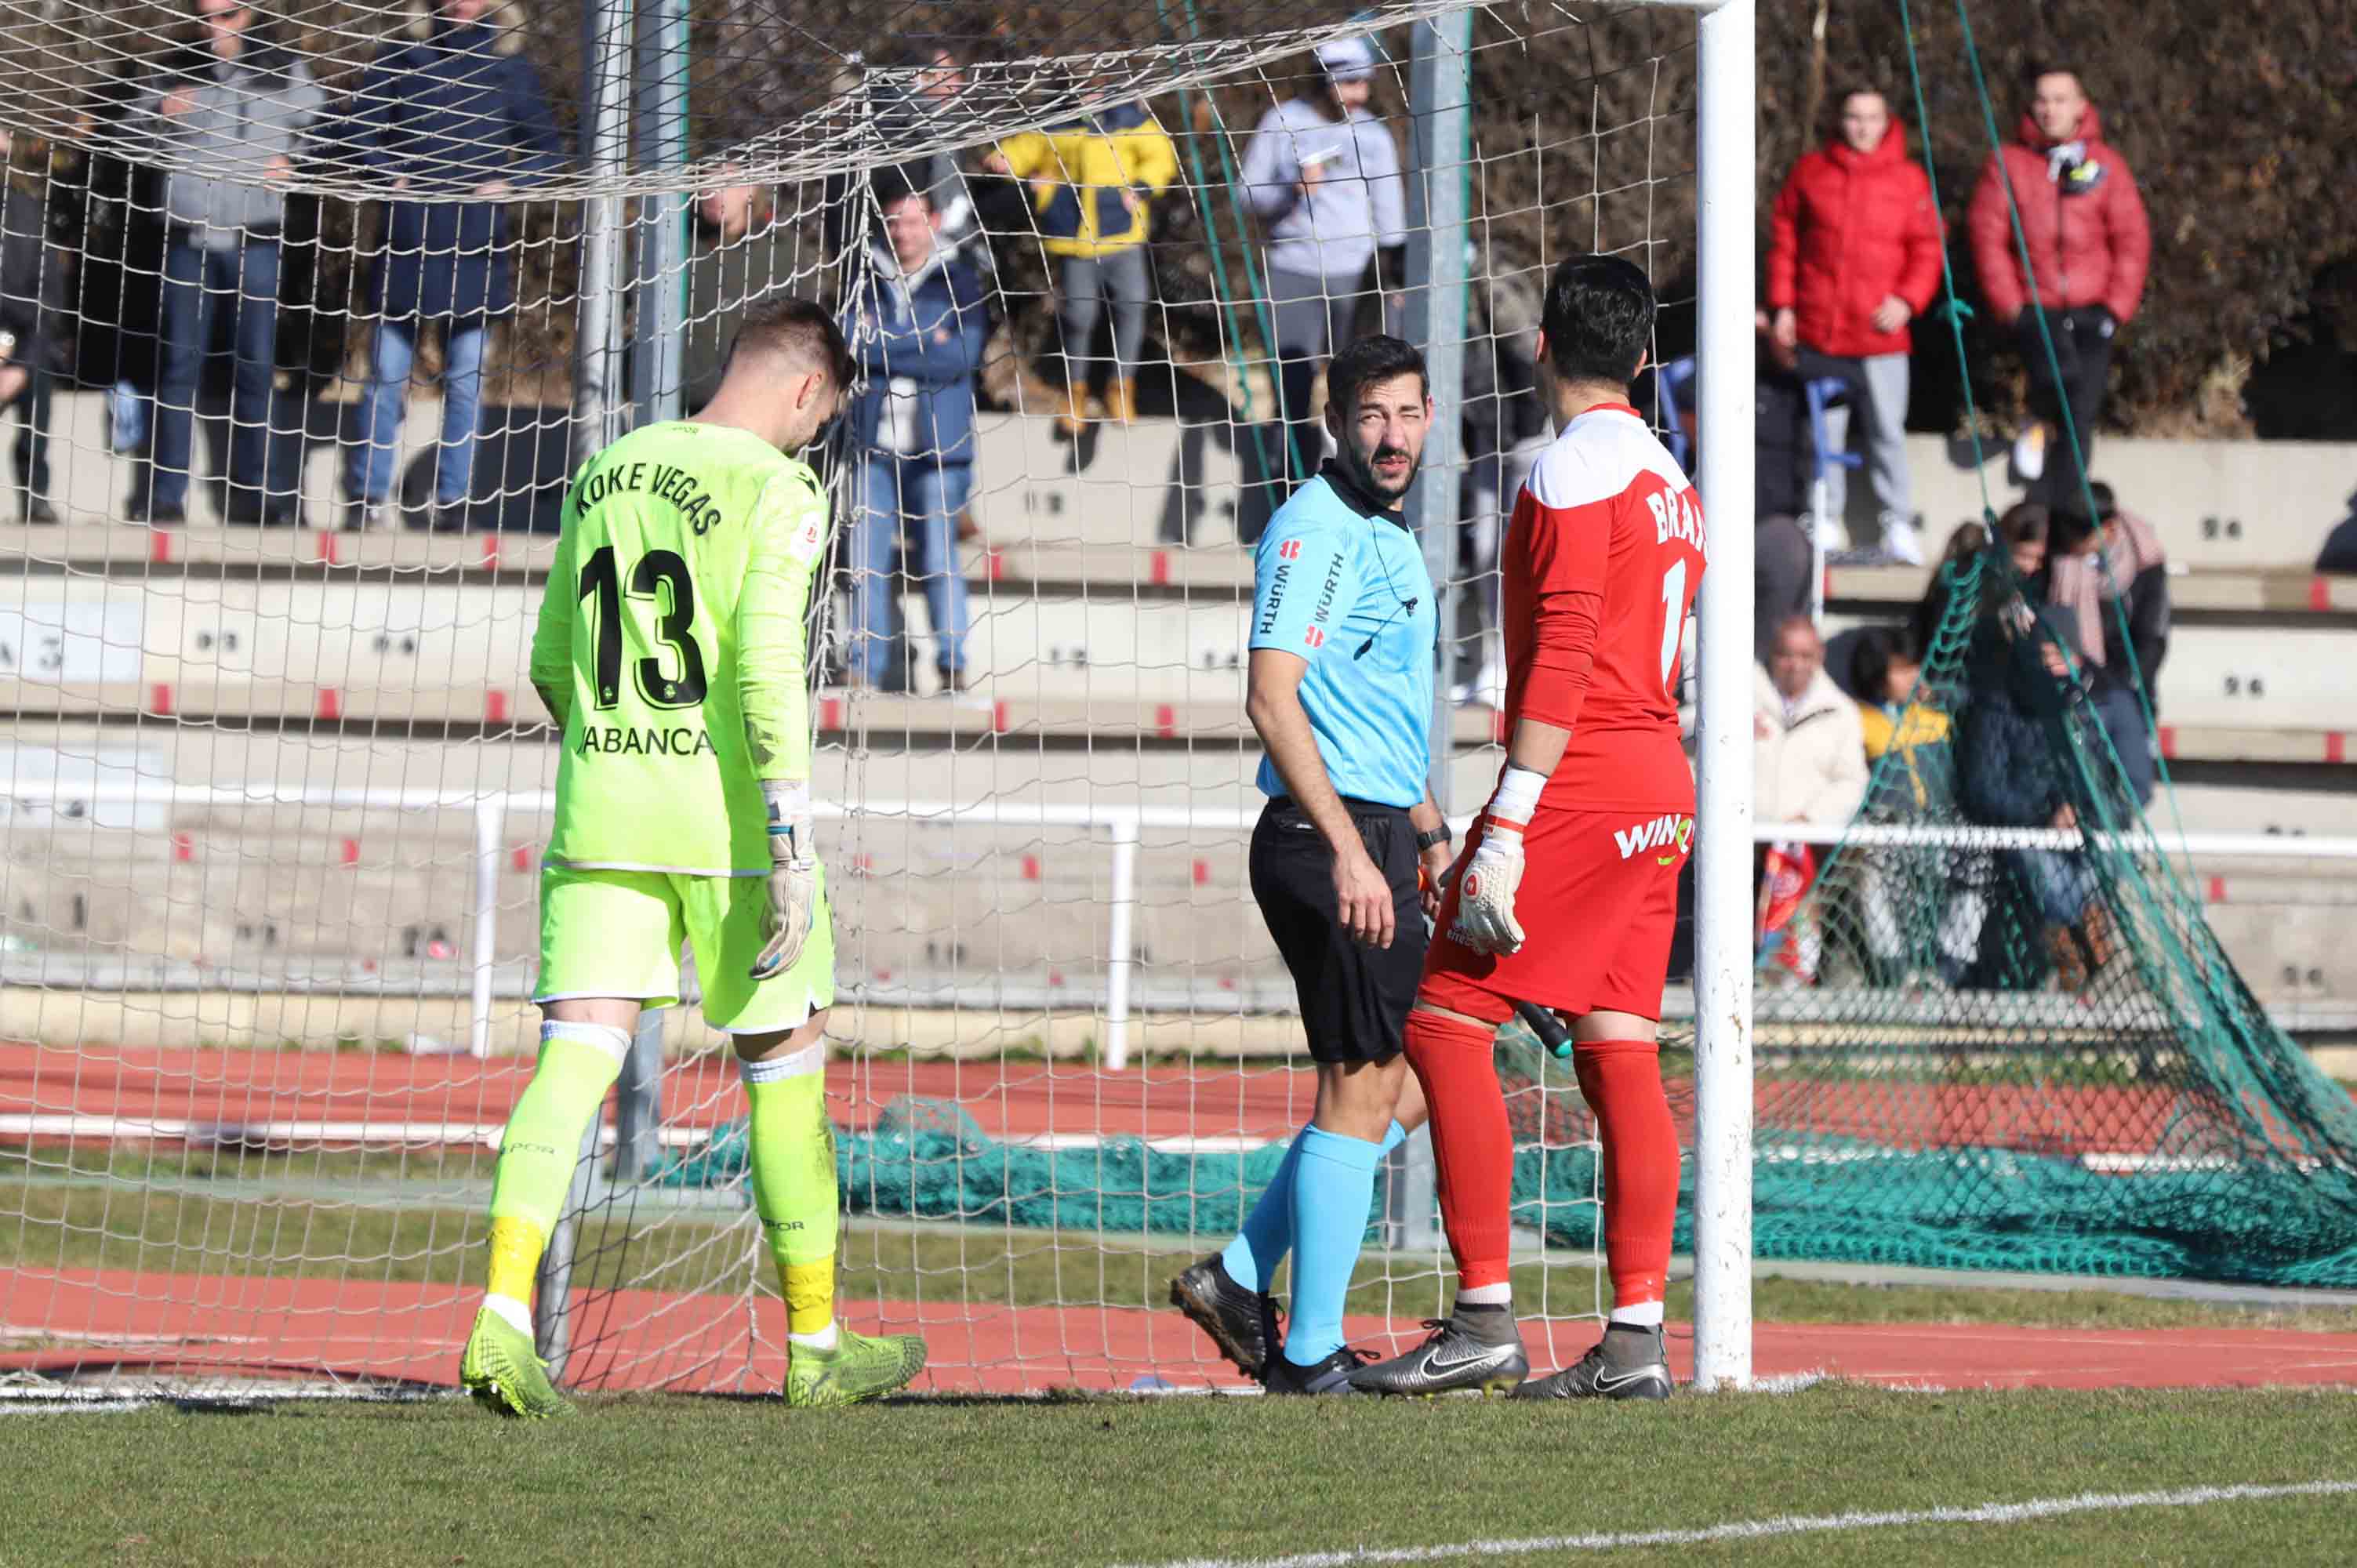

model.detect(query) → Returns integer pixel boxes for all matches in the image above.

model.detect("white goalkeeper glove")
[1450,764,1545,956]
[750,780,821,981]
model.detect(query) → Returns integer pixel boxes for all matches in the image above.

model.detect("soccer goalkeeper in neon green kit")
[459,297,926,1416]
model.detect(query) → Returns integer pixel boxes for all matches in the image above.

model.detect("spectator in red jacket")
[1969,66,2151,512]
[1768,87,1942,565]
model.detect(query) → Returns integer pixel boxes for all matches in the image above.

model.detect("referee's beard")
[1345,443,1420,506]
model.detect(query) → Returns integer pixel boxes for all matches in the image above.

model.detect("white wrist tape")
[761,779,814,860]
[761,779,812,832]
[1487,764,1548,828]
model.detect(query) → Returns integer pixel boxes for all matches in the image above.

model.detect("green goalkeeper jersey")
[528,419,829,876]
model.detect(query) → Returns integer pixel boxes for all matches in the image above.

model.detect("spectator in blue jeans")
[841,166,987,692]
[331,0,563,531]
[128,0,321,525]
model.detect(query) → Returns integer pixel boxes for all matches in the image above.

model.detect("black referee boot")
[1262,1343,1373,1396]
[1168,1254,1281,1377]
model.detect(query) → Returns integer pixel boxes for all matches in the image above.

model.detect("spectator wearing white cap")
[1240,37,1408,488]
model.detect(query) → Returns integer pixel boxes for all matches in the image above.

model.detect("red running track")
[5,1268,2355,1396]
[0,1041,2260,1157]
[0,1041,1319,1144]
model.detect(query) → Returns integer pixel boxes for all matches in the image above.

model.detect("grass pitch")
[13,1385,2357,1567]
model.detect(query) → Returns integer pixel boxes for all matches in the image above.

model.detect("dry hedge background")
[10,0,2353,434]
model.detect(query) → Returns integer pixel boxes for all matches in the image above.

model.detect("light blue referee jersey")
[1249,463,1438,809]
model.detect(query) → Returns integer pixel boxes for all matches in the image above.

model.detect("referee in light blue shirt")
[1168,335,1455,1395]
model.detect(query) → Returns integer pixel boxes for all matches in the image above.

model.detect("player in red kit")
[1353,253,1705,1401]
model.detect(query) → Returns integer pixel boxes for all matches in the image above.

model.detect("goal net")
[0,0,1713,1397]
[1749,546,2357,1287]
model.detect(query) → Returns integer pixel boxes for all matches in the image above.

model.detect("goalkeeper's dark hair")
[1325,334,1429,416]
[734,296,855,391]
[1540,253,1655,389]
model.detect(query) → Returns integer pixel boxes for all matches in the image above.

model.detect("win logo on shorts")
[1302,625,1326,649]
[1613,812,1694,865]
[1278,539,1303,559]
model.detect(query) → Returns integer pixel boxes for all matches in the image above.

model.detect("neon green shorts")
[534,863,835,1036]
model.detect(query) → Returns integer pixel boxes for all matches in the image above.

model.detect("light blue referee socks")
[1222,1120,1405,1294]
[1280,1125,1391,1368]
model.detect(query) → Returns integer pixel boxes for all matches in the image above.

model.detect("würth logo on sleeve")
[1278,538,1303,560]
[1302,625,1326,649]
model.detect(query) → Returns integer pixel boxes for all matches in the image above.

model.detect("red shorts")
[1420,805,1693,1024]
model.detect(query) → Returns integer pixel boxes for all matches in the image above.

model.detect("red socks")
[1407,1013,1680,1316]
[1574,1039,1680,1315]
[1404,1007,1514,1293]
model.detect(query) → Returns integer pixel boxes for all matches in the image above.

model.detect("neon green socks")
[484,1020,630,1327]
[740,1042,839,1343]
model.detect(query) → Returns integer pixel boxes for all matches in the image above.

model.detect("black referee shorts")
[1248,796,1427,1064]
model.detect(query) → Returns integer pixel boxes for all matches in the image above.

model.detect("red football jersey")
[1499,402,1708,811]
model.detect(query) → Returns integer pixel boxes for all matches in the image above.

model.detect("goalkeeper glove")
[750,780,820,981]
[1450,764,1545,956]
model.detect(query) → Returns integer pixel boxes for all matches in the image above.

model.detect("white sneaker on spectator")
[1879,514,1925,566]
[1807,513,1848,554]
[2013,423,2047,482]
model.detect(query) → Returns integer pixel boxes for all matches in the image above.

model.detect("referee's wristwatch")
[1415,824,1454,854]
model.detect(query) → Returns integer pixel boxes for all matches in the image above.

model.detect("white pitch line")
[1113,1480,2357,1568]
[0,1399,155,1415]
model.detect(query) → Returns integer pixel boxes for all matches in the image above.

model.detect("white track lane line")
[1114,1479,2357,1568]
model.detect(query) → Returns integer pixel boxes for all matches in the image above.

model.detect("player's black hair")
[735,296,855,390]
[1324,334,1429,416]
[1540,253,1655,389]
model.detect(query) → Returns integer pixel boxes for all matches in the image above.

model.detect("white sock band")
[1611,1301,1666,1327]
[541,1019,634,1066]
[1456,1282,1513,1306]
[738,1040,826,1084]
[483,1293,534,1337]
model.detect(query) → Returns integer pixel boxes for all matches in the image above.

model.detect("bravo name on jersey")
[528,420,830,875]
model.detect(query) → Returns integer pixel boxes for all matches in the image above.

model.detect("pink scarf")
[2047,509,2166,666]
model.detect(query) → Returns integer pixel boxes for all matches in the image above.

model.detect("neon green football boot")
[459,1305,575,1419]
[785,1327,928,1408]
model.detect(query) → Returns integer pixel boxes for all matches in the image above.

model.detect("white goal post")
[1682,0,1758,1395]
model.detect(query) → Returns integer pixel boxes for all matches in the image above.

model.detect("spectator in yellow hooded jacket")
[990,98,1178,433]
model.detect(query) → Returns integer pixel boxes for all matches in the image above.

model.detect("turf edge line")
[1111,1479,2357,1568]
